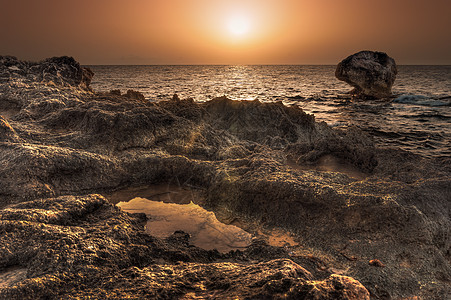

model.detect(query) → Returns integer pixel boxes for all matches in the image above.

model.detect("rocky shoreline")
[0,56,449,299]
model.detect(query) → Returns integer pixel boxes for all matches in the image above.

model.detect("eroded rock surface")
[0,56,449,299]
[336,51,397,99]
[0,196,369,299]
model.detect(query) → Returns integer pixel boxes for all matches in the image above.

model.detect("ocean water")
[88,65,451,157]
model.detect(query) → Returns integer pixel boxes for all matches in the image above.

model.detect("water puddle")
[118,197,253,253]
[0,266,27,288]
[109,184,300,253]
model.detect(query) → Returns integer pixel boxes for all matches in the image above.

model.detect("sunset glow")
[0,0,450,64]
[227,14,251,37]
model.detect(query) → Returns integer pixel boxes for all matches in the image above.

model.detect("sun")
[227,14,251,37]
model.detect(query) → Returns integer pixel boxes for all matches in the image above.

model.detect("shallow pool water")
[118,197,253,253]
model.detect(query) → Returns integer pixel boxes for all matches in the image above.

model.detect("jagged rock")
[108,89,122,96]
[0,194,369,299]
[124,89,146,101]
[0,55,93,90]
[105,89,146,102]
[204,96,377,171]
[0,56,22,68]
[0,56,449,299]
[335,50,397,99]
[0,56,28,79]
[303,274,370,299]
[30,56,94,89]
[0,116,21,143]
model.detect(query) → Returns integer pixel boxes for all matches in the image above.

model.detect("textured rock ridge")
[0,55,93,90]
[0,195,369,299]
[335,50,397,99]
[0,56,449,299]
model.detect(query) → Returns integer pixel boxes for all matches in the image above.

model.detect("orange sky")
[1,0,450,65]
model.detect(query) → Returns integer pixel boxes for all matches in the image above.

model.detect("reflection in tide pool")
[118,197,253,253]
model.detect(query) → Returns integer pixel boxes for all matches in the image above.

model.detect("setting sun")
[227,14,251,37]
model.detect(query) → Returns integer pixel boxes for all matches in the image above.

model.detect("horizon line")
[83,63,451,67]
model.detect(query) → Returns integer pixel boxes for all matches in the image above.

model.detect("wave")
[394,94,450,107]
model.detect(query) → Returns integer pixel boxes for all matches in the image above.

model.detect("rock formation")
[0,56,449,299]
[0,195,371,299]
[335,51,397,99]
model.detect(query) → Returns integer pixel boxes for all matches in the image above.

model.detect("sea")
[88,65,451,158]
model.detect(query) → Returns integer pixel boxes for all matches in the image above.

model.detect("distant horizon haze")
[1,0,450,65]
[81,63,451,66]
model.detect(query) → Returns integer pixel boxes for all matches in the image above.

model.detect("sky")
[0,0,450,65]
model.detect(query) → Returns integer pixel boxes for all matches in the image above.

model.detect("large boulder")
[335,51,397,99]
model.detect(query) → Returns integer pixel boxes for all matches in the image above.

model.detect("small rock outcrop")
[335,50,397,99]
[0,55,93,90]
[0,116,21,143]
